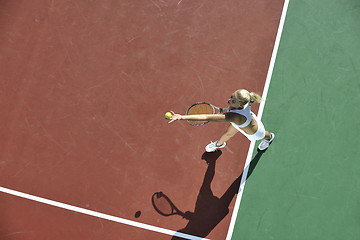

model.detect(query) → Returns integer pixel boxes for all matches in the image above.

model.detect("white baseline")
[0,186,208,240]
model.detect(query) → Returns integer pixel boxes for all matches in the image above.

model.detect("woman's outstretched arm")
[168,111,231,123]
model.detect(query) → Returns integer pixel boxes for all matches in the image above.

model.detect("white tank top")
[229,103,253,128]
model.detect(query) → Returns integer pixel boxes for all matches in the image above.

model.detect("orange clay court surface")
[0,0,284,239]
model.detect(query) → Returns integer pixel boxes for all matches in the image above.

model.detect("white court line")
[0,186,209,240]
[225,0,290,239]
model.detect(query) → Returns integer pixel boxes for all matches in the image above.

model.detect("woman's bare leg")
[264,130,272,140]
[217,124,238,146]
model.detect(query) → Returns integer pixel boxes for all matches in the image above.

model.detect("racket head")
[151,192,176,216]
[185,102,215,126]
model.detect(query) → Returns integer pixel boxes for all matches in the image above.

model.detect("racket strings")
[186,103,214,126]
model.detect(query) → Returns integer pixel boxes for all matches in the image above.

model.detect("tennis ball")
[165,112,172,119]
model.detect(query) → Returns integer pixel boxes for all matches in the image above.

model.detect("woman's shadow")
[169,149,264,239]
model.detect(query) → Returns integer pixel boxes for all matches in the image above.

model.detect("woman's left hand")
[168,111,182,123]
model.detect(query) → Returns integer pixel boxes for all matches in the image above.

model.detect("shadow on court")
[151,149,265,239]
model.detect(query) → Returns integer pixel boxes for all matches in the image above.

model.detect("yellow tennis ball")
[165,112,172,119]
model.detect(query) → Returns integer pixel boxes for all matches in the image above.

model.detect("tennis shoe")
[205,141,226,152]
[258,133,275,151]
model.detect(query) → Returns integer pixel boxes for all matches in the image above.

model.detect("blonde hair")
[234,89,262,105]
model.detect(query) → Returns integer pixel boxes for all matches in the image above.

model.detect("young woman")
[168,89,275,152]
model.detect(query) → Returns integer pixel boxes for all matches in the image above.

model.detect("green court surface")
[232,0,360,239]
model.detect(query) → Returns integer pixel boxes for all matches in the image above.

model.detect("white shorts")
[231,113,266,141]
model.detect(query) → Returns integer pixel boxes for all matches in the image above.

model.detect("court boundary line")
[225,0,290,239]
[0,186,209,240]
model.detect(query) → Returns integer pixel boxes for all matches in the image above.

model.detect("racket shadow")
[168,149,265,239]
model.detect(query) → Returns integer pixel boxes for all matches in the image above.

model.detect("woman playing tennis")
[168,89,275,152]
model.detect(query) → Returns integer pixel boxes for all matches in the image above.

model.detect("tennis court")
[233,1,360,239]
[1,0,359,239]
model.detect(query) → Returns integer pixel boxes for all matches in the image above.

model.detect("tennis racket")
[151,192,185,217]
[185,102,229,126]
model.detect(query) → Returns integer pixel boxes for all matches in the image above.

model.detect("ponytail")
[249,92,262,103]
